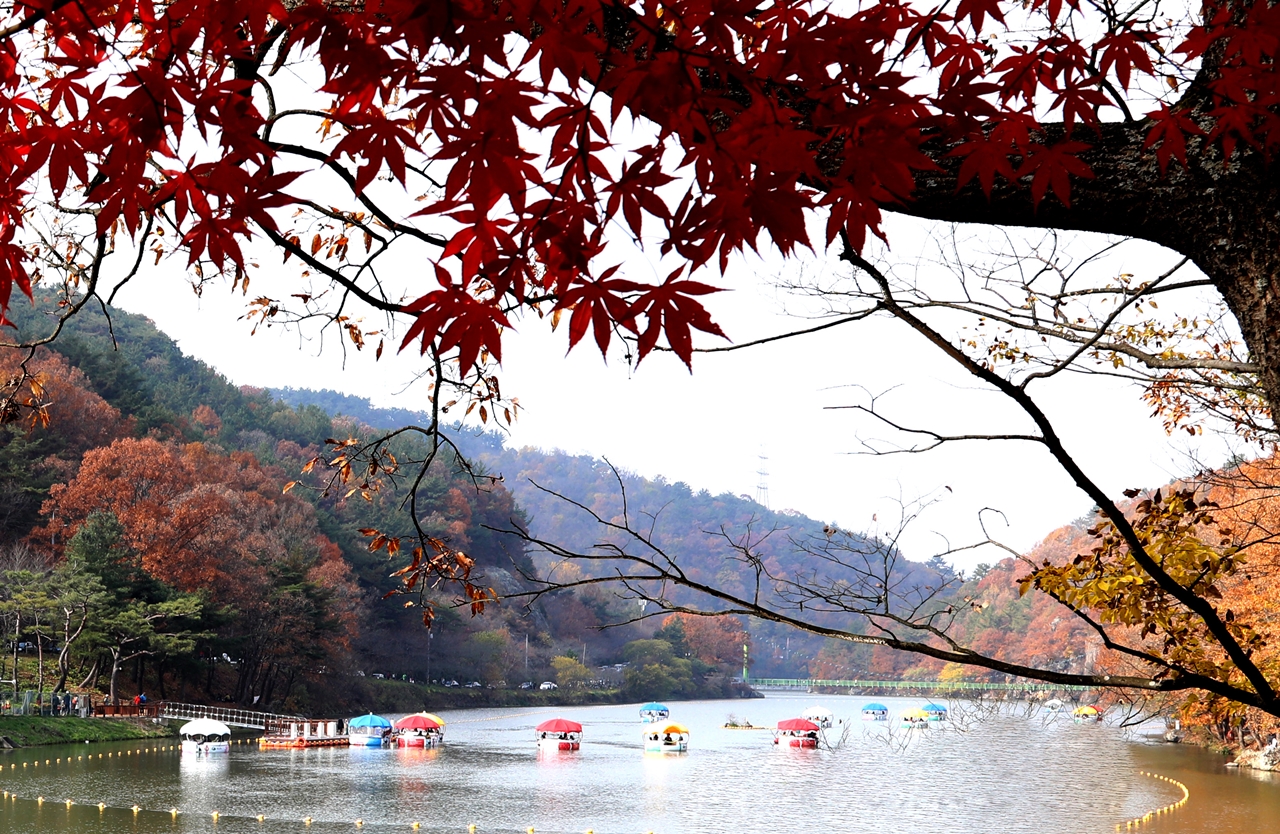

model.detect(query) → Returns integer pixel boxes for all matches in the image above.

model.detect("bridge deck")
[747,678,1093,692]
[157,702,304,730]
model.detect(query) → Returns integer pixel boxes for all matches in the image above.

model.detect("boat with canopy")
[643,721,689,753]
[1073,705,1102,723]
[347,713,392,747]
[535,717,583,751]
[922,703,948,721]
[800,705,834,728]
[774,717,821,748]
[900,708,931,728]
[860,703,889,721]
[180,718,231,755]
[395,713,444,747]
[639,702,670,723]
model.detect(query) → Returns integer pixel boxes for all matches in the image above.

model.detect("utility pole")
[524,633,529,672]
[754,448,770,509]
[742,642,750,684]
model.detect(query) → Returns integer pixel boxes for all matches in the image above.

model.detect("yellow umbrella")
[900,708,929,719]
[419,712,446,726]
[658,722,689,734]
[1073,705,1099,716]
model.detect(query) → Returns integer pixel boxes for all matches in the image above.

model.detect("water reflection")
[1,696,1279,834]
[177,754,228,781]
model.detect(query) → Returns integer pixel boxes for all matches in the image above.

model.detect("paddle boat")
[180,718,232,755]
[900,708,931,728]
[774,717,820,748]
[1073,705,1103,723]
[395,713,444,747]
[922,703,948,722]
[347,713,392,747]
[801,705,834,728]
[861,702,889,721]
[536,718,583,751]
[1042,698,1067,714]
[644,721,689,753]
[639,702,670,723]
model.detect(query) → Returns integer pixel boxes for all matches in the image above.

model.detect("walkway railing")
[156,702,304,730]
[748,678,1094,692]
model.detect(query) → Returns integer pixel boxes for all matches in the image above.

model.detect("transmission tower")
[754,450,770,509]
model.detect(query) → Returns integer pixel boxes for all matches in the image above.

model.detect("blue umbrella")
[348,713,392,729]
[640,702,669,712]
[922,703,948,714]
[861,703,888,712]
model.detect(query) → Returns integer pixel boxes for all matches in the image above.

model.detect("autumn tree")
[658,613,747,667]
[0,0,1278,716]
[40,439,361,706]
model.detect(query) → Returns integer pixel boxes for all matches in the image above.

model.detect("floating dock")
[260,720,346,748]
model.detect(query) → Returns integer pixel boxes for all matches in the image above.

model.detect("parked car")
[444,679,460,687]
[539,681,557,690]
[519,681,534,689]
[464,681,482,688]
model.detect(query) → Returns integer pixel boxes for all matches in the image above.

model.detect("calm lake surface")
[1,693,1278,834]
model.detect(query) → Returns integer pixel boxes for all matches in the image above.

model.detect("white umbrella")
[180,718,231,738]
[801,706,834,720]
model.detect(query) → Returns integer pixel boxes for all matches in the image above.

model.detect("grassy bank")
[0,717,175,748]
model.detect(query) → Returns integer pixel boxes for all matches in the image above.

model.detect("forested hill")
[271,388,957,677]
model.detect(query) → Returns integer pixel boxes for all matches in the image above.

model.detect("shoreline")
[358,679,761,713]
[0,716,176,749]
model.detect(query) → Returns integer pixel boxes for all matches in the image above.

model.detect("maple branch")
[268,142,449,250]
[495,478,1271,705]
[839,241,1278,704]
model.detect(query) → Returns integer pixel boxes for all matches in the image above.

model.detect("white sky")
[108,212,1232,572]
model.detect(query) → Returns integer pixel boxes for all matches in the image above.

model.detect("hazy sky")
[109,213,1230,571]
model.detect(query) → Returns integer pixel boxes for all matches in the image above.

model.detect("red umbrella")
[535,718,583,733]
[776,718,820,732]
[395,714,442,731]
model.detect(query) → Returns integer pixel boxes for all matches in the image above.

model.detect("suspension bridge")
[156,702,304,732]
[747,678,1094,693]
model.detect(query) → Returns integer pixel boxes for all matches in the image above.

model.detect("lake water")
[1,693,1278,834]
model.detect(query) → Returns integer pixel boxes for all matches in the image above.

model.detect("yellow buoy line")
[1116,771,1190,830]
[3,741,657,832]
[4,792,633,832]
[2,736,262,772]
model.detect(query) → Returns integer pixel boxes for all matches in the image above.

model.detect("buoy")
[470,826,477,833]
[258,814,265,822]
[213,811,220,820]
[171,808,179,816]
[98,803,106,811]
[37,797,44,804]
[65,799,73,807]
[305,817,313,825]
[412,823,420,830]
[132,805,140,814]
[357,820,364,827]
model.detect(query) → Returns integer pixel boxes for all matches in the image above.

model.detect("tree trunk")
[77,656,99,691]
[108,652,121,703]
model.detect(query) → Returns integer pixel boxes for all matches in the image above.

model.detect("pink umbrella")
[395,714,442,731]
[776,718,820,732]
[535,718,583,734]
